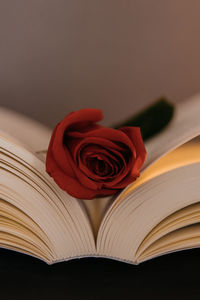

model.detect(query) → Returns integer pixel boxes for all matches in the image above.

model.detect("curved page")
[0,132,96,263]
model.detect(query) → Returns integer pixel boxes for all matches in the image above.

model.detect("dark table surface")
[0,248,200,300]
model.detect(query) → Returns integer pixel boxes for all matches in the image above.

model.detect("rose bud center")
[87,155,112,177]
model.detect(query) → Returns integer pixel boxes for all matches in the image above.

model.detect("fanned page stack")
[1,94,200,265]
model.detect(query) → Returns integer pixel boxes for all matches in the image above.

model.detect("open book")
[1,94,200,265]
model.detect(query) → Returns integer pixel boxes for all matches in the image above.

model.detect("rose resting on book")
[46,98,174,199]
[0,94,200,265]
[46,109,146,199]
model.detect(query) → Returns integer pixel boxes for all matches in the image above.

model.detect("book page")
[110,93,200,204]
[117,138,200,200]
[0,107,112,237]
[135,202,200,261]
[1,129,96,262]
[1,94,200,247]
[96,92,200,260]
[143,93,200,169]
[137,223,200,263]
[0,107,51,156]
[97,162,200,262]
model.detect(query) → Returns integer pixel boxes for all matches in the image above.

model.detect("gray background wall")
[0,0,200,128]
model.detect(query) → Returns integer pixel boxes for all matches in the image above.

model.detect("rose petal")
[46,109,147,199]
[80,145,122,170]
[49,130,103,191]
[46,147,98,199]
[47,149,120,198]
[77,143,129,182]
[51,108,103,170]
[80,152,115,180]
[67,126,137,157]
[119,127,147,169]
[46,124,75,178]
[71,136,130,164]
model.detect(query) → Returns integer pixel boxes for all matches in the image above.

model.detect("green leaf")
[113,97,175,141]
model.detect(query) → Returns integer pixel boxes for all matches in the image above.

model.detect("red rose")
[46,109,146,200]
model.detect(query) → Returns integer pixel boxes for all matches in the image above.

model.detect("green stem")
[113,97,175,141]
